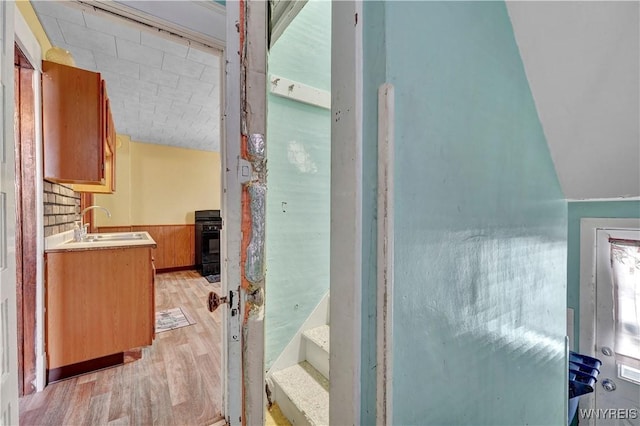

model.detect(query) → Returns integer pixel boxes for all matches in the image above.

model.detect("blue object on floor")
[568,351,602,425]
[205,274,220,284]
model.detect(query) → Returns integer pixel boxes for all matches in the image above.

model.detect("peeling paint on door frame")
[238,1,268,425]
[223,1,267,425]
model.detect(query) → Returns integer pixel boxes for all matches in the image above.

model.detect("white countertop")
[45,230,157,253]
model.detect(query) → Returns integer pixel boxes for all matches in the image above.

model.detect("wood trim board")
[15,56,38,396]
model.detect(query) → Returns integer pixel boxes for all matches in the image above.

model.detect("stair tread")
[302,324,330,353]
[272,361,329,426]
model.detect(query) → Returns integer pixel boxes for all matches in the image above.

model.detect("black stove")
[195,210,222,278]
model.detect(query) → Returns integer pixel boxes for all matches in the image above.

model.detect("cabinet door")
[42,61,105,184]
[106,98,116,192]
[45,248,154,369]
[71,93,116,194]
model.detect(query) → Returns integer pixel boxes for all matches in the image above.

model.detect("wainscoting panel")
[96,224,195,271]
[97,226,132,233]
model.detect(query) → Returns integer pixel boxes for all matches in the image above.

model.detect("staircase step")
[303,325,330,352]
[302,325,329,379]
[271,361,329,426]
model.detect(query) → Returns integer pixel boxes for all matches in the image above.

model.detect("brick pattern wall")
[44,181,81,237]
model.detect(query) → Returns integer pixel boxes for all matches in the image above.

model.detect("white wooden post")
[376,83,394,426]
[331,2,363,425]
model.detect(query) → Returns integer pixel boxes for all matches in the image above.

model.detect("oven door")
[196,224,220,262]
[201,228,221,267]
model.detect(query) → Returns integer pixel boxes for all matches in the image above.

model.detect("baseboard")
[156,265,195,274]
[47,352,124,383]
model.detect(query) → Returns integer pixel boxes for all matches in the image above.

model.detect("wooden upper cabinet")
[42,61,118,193]
[42,60,105,185]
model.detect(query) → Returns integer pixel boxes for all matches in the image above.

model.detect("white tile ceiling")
[32,1,222,152]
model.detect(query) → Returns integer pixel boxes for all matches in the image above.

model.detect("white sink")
[64,232,149,244]
[46,231,156,252]
[83,232,147,242]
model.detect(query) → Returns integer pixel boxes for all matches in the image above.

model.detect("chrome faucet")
[77,205,111,240]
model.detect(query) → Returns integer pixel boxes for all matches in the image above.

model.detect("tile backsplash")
[44,181,80,237]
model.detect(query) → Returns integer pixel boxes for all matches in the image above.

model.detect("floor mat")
[155,307,196,333]
[205,274,220,284]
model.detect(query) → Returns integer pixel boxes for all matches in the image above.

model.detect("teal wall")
[362,2,568,424]
[265,0,331,369]
[567,200,640,350]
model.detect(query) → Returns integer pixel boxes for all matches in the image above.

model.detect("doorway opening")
[263,1,331,424]
[15,2,227,424]
[579,218,640,424]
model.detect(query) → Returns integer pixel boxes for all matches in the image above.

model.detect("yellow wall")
[17,1,52,53]
[95,135,132,226]
[95,138,220,226]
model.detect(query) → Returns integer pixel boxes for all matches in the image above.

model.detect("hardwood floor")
[19,270,223,426]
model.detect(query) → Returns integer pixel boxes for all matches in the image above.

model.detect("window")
[610,238,640,378]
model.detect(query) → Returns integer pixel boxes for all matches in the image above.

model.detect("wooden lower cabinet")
[45,247,154,372]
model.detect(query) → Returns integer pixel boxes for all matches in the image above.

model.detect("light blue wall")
[265,0,331,369]
[267,0,330,92]
[567,200,640,349]
[362,2,568,424]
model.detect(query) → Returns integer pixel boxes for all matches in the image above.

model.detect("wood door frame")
[330,2,363,425]
[224,1,268,424]
[579,217,640,424]
[14,46,38,397]
[222,1,242,423]
[13,5,48,395]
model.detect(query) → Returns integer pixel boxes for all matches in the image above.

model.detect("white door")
[0,2,19,425]
[591,228,640,425]
[223,2,267,425]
